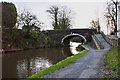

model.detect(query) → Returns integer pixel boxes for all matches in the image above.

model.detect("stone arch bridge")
[61,33,87,46]
[43,29,97,46]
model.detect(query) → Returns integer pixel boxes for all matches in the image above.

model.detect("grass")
[26,50,88,79]
[103,46,120,78]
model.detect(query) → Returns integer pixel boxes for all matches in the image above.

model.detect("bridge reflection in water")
[70,42,82,54]
[2,42,83,78]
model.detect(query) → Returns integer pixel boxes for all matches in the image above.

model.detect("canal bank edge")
[26,50,89,79]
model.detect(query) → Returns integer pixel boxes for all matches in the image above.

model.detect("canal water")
[2,42,83,78]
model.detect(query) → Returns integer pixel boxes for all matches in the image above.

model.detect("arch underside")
[61,34,86,46]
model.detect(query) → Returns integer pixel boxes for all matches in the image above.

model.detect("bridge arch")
[61,33,87,46]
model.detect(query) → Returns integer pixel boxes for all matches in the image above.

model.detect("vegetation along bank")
[103,46,120,78]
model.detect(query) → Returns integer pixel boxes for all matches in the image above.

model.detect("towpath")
[44,34,111,78]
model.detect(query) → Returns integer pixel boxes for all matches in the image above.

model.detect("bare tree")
[46,6,59,29]
[104,0,119,35]
[89,19,101,33]
[46,5,73,30]
[16,10,43,37]
[16,10,42,31]
[89,20,97,29]
[58,6,72,29]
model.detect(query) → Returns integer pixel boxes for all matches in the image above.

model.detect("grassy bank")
[27,50,88,79]
[103,46,120,78]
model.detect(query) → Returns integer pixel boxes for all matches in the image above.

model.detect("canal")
[2,42,84,78]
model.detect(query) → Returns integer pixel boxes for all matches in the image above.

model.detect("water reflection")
[62,47,73,57]
[17,57,52,78]
[70,42,81,54]
[2,42,83,78]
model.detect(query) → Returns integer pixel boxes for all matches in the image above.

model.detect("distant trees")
[17,10,43,37]
[2,2,17,29]
[89,19,101,33]
[104,0,119,35]
[46,5,72,30]
[17,10,42,30]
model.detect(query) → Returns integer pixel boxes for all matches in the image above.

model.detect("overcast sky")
[1,0,111,34]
